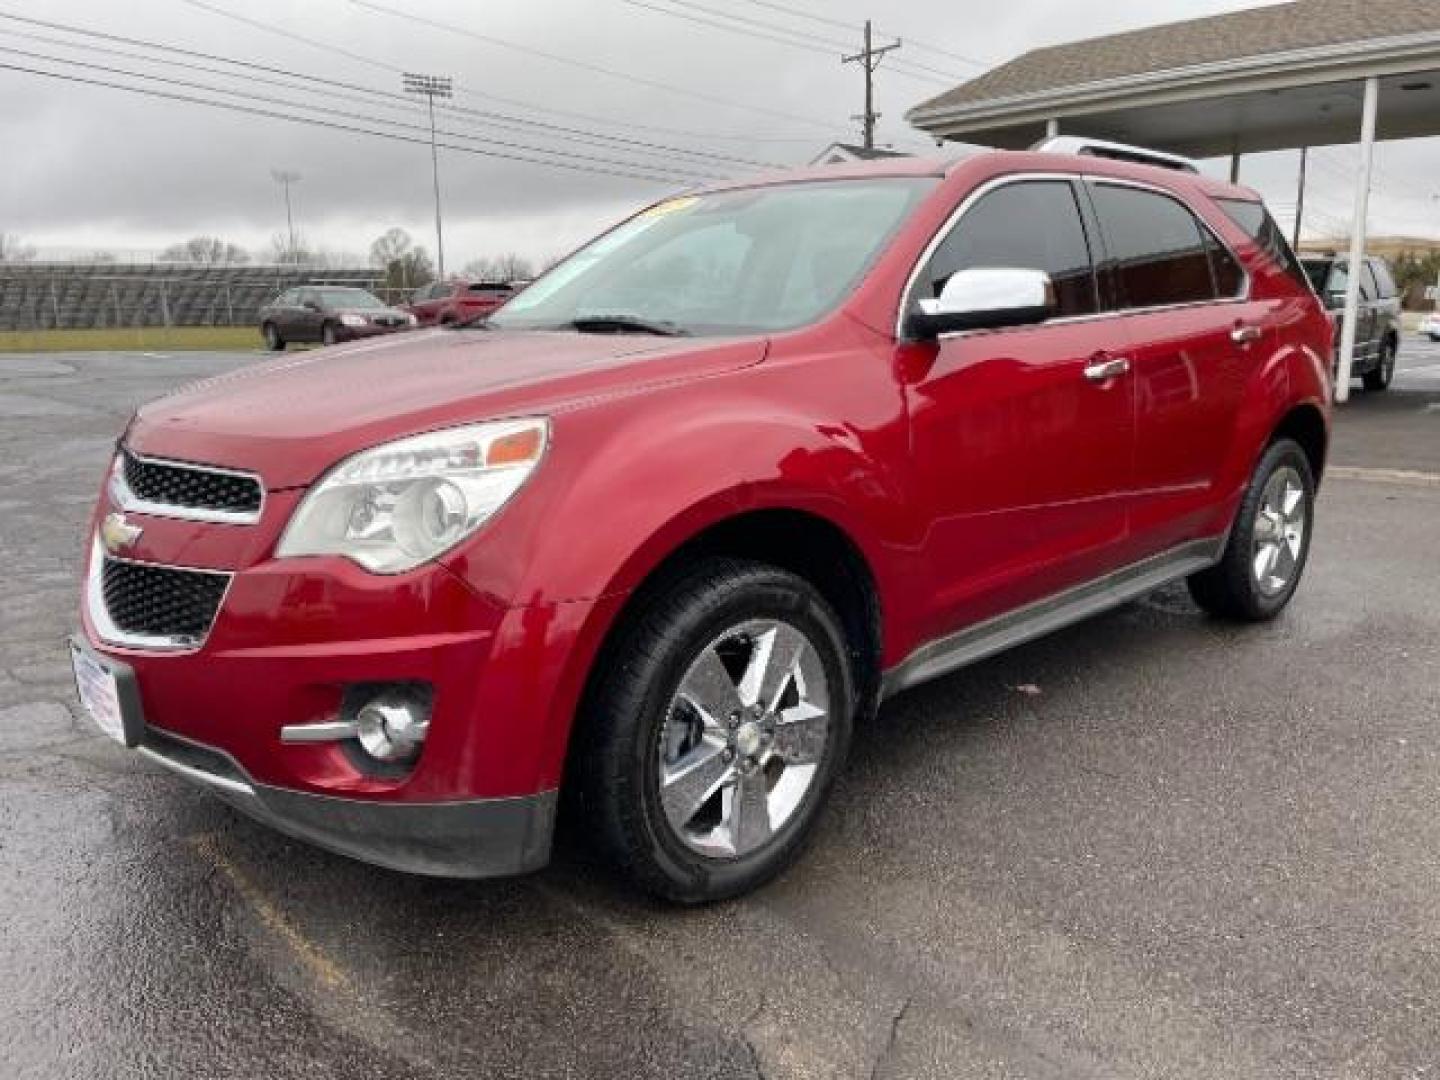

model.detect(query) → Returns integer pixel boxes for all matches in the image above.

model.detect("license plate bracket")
[69,638,146,748]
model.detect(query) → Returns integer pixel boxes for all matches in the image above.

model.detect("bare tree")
[0,232,36,263]
[161,236,250,265]
[463,252,535,282]
[267,231,313,265]
[370,228,434,292]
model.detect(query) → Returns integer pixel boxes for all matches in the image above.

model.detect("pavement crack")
[869,994,913,1080]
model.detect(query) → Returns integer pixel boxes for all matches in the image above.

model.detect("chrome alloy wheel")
[657,619,830,860]
[1252,465,1307,597]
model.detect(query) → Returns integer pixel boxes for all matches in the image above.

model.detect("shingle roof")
[910,0,1440,116]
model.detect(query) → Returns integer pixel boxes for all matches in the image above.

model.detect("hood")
[127,329,766,487]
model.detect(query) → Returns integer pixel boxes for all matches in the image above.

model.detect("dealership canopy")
[907,0,1440,401]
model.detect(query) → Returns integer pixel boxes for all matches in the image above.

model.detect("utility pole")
[271,169,301,263]
[403,72,453,280]
[842,21,901,151]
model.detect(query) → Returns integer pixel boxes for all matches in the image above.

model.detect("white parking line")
[1328,466,1440,488]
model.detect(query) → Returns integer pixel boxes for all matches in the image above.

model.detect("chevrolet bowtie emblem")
[100,511,143,555]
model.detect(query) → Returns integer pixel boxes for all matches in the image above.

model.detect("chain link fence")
[0,263,396,331]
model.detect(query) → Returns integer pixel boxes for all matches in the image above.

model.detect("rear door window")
[920,179,1099,318]
[1089,183,1216,309]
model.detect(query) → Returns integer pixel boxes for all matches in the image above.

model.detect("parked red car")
[405,279,517,326]
[72,145,1331,902]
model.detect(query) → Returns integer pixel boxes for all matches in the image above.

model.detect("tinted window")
[1217,198,1311,292]
[1091,184,1214,308]
[1301,258,1332,294]
[921,180,1097,318]
[1204,233,1244,297]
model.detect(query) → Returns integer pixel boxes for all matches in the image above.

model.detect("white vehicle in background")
[1420,311,1440,342]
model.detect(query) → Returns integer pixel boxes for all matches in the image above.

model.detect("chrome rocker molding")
[880,537,1225,700]
[113,447,265,526]
[139,726,558,878]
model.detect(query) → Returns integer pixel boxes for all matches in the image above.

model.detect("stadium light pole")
[271,169,301,263]
[402,72,453,280]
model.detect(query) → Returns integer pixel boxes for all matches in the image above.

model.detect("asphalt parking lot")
[2,341,1438,1079]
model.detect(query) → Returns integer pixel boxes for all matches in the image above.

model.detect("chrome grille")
[121,449,262,519]
[99,557,229,645]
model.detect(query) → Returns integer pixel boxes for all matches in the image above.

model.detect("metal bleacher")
[0,263,384,330]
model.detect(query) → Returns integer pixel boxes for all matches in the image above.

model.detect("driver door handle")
[1083,356,1131,382]
[1231,323,1263,345]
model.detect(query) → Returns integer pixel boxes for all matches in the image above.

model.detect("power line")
[0,12,780,172]
[615,0,965,85]
[343,0,842,131]
[725,0,995,69]
[0,53,714,185]
[0,42,724,182]
[167,0,818,144]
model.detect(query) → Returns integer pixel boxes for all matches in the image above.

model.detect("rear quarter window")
[1216,198,1312,293]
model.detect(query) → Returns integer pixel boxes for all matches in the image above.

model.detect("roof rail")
[1031,136,1200,174]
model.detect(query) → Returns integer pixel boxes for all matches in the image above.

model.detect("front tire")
[575,558,854,903]
[1188,438,1315,621]
[321,321,339,346]
[1363,338,1395,391]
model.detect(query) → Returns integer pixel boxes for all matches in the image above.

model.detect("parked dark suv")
[1301,254,1401,391]
[259,286,416,350]
[74,144,1332,903]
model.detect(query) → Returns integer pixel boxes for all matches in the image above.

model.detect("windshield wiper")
[566,314,689,337]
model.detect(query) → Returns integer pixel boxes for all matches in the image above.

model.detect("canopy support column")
[1045,118,1059,138]
[1293,146,1308,250]
[1336,75,1379,404]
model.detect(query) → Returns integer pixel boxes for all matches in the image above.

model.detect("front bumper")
[139,724,555,878]
[334,321,410,341]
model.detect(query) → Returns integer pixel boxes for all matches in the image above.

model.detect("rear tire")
[1362,338,1395,391]
[262,322,285,352]
[574,558,854,904]
[1187,438,1315,622]
[321,321,338,347]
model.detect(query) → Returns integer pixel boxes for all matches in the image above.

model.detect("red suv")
[405,279,517,326]
[71,147,1331,902]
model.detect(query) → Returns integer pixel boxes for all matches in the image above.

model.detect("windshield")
[489,178,935,335]
[319,289,386,309]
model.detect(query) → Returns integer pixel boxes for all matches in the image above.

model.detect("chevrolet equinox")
[72,146,1332,902]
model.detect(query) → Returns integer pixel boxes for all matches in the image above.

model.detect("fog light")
[354,692,430,763]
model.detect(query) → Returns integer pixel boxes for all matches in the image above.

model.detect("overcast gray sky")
[2,0,1437,268]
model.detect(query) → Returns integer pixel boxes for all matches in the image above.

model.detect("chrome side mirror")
[905,267,1055,340]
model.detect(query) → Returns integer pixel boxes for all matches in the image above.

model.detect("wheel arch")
[1269,401,1329,487]
[581,506,886,725]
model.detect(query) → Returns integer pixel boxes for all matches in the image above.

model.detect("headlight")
[340,313,368,328]
[276,419,549,573]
